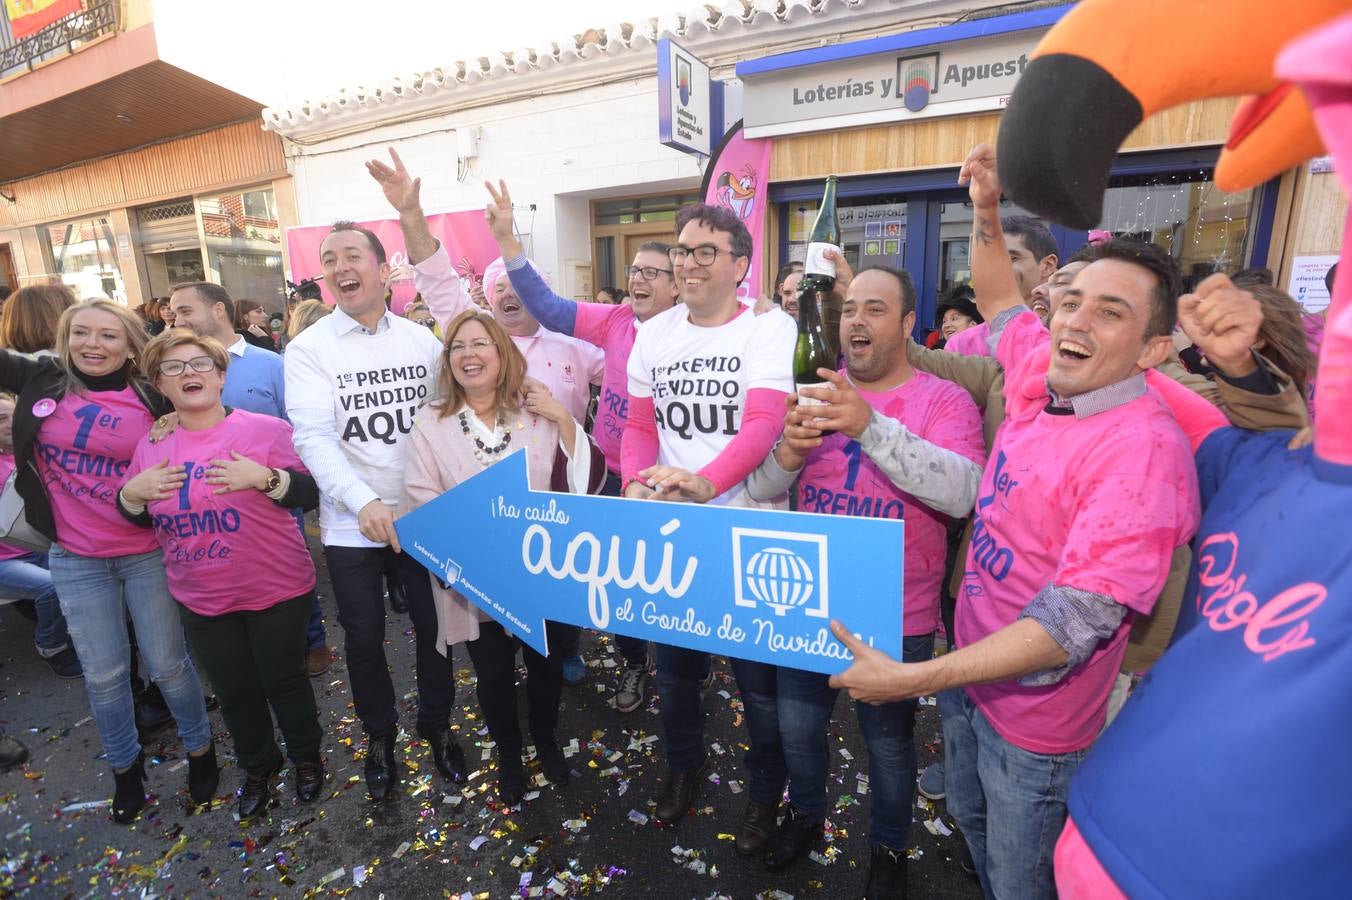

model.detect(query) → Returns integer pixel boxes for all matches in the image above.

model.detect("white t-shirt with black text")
[627,303,796,508]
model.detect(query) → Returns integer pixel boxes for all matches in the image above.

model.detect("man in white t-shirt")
[622,202,797,855]
[285,221,468,802]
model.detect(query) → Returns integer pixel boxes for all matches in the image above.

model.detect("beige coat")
[401,404,571,654]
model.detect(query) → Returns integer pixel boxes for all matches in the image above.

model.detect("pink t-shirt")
[130,410,316,617]
[574,302,639,475]
[511,327,605,426]
[796,370,985,636]
[34,388,157,558]
[0,452,29,562]
[942,321,991,357]
[1054,816,1127,900]
[955,311,1199,754]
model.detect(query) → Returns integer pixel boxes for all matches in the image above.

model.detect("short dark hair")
[1231,267,1275,288]
[1003,215,1058,263]
[172,281,234,322]
[1091,238,1182,339]
[328,220,387,264]
[675,203,753,261]
[854,264,917,318]
[636,240,673,256]
[1066,243,1100,265]
[774,262,804,294]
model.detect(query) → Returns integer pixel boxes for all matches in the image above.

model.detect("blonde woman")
[0,301,216,823]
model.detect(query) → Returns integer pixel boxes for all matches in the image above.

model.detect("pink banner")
[285,211,499,314]
[702,123,774,301]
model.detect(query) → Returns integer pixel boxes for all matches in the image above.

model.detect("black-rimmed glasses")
[157,356,217,377]
[668,244,738,267]
[625,265,674,281]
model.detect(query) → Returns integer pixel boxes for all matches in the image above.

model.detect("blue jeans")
[940,687,1085,900]
[49,545,212,770]
[779,633,934,848]
[0,552,68,652]
[654,645,786,805]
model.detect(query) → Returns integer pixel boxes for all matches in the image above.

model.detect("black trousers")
[179,593,321,776]
[324,545,453,737]
[464,620,566,764]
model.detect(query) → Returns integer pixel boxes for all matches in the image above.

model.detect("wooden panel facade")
[769,98,1240,183]
[0,120,286,229]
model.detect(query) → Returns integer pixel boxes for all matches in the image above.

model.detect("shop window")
[40,216,125,302]
[199,187,286,312]
[1099,170,1256,291]
[786,197,907,276]
[595,193,701,226]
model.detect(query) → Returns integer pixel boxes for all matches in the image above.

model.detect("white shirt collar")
[330,304,393,336]
[227,334,247,357]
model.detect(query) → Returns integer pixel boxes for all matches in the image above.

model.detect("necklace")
[459,410,512,467]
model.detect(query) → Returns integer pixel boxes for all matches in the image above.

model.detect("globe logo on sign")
[732,528,830,619]
[745,547,815,616]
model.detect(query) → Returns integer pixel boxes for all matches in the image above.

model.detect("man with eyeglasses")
[367,153,604,689]
[480,179,681,714]
[621,202,798,856]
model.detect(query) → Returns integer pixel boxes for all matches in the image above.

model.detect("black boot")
[425,729,467,784]
[187,743,219,805]
[763,805,823,872]
[296,759,326,802]
[535,739,569,786]
[865,844,909,899]
[497,751,526,806]
[364,732,398,802]
[237,765,279,821]
[112,755,147,824]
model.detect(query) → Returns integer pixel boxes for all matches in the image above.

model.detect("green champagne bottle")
[793,176,840,432]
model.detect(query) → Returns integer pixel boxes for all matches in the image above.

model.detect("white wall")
[287,76,703,283]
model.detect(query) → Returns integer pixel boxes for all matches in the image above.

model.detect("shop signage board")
[396,452,904,675]
[658,38,723,157]
[741,29,1046,139]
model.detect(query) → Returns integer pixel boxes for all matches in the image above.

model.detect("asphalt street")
[0,537,982,899]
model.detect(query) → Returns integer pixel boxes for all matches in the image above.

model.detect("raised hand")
[484,180,517,245]
[366,147,422,213]
[1177,273,1262,377]
[959,143,1001,211]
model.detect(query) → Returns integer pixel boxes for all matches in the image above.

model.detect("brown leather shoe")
[734,799,780,856]
[306,646,331,677]
[654,760,708,825]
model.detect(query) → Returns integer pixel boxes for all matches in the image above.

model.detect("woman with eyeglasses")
[402,309,605,805]
[117,329,325,821]
[0,301,217,823]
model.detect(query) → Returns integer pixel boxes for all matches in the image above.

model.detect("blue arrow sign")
[395,452,903,675]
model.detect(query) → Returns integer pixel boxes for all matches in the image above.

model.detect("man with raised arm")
[827,144,1206,898]
[367,151,603,683]
[622,201,797,857]
[483,179,681,713]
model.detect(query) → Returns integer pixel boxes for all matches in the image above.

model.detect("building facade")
[261,0,1342,319]
[0,0,295,313]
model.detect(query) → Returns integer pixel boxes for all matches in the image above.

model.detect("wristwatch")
[262,468,282,493]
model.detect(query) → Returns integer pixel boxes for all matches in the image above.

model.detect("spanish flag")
[4,0,82,40]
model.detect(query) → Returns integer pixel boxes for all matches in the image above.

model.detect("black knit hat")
[935,291,983,328]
